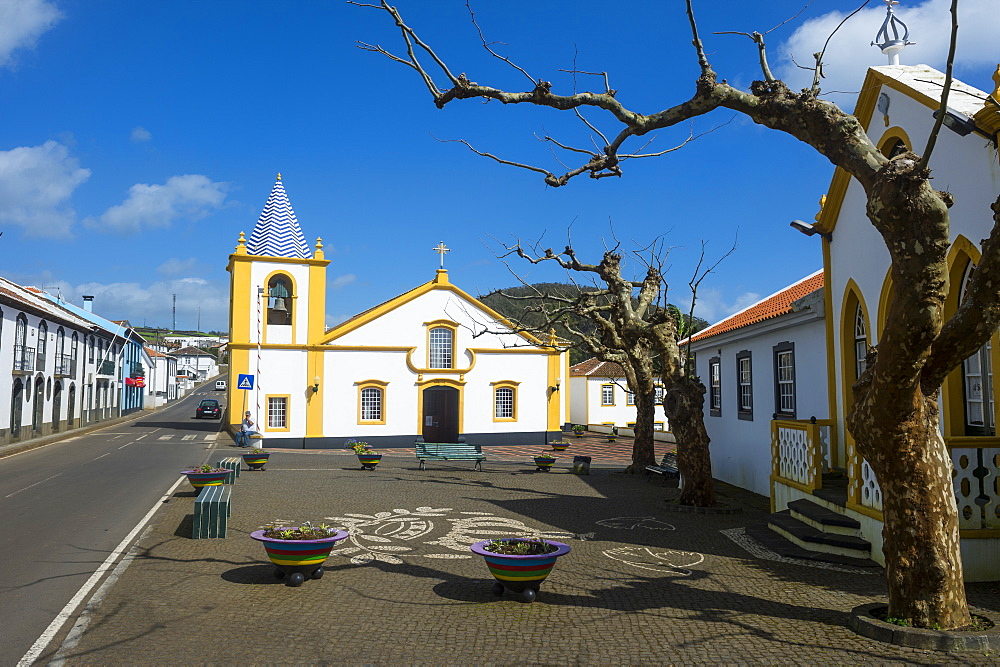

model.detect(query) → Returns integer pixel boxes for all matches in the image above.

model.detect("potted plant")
[470,537,571,602]
[250,521,350,587]
[571,424,585,438]
[241,448,270,471]
[550,441,570,452]
[533,454,557,471]
[607,426,619,442]
[182,464,229,489]
[347,439,382,470]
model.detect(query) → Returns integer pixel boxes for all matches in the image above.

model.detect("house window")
[736,350,753,421]
[601,384,615,406]
[494,386,515,420]
[56,328,66,375]
[654,386,664,405]
[773,342,795,418]
[361,387,382,421]
[709,356,721,417]
[429,327,453,369]
[626,391,635,406]
[960,263,995,435]
[653,422,665,431]
[266,395,289,431]
[89,336,95,363]
[267,275,293,325]
[854,304,868,380]
[37,320,48,370]
[14,314,29,372]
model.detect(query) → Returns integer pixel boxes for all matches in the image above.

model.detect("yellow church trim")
[839,279,871,488]
[942,235,1000,439]
[321,270,546,347]
[876,267,895,338]
[407,348,475,375]
[822,241,840,468]
[261,269,298,346]
[546,351,561,431]
[972,65,1000,136]
[877,126,913,156]
[813,67,962,237]
[227,346,251,433]
[228,251,253,344]
[228,253,330,269]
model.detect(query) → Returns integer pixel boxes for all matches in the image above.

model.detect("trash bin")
[572,455,591,475]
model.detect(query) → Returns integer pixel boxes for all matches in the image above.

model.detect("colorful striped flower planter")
[357,453,383,470]
[533,456,557,471]
[241,452,271,471]
[470,539,571,603]
[250,529,349,587]
[550,443,570,452]
[182,470,229,489]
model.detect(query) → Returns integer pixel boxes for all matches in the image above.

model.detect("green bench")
[217,456,241,484]
[193,485,232,538]
[416,442,485,471]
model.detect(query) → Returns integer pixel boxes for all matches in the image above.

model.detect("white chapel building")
[226,175,569,448]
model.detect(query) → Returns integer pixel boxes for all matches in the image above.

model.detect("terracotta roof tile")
[688,270,824,344]
[570,358,626,378]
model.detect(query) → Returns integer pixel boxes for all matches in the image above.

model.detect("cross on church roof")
[433,241,450,269]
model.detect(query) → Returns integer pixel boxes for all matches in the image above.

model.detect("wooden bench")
[217,456,241,484]
[645,452,679,484]
[193,485,232,538]
[416,442,485,471]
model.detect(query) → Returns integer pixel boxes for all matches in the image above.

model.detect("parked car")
[196,399,222,419]
[215,380,227,391]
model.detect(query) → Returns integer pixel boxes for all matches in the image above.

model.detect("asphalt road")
[0,384,229,666]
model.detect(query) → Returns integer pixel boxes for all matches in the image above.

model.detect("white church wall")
[248,349,308,438]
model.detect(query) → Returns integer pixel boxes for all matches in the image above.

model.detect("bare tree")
[356,0,993,630]
[492,238,716,505]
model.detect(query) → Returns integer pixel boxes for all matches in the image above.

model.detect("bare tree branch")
[809,0,872,94]
[919,0,960,170]
[464,0,537,87]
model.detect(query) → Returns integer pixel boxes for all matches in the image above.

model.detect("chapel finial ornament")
[433,241,450,269]
[872,0,914,66]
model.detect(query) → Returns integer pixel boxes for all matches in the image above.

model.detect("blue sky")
[1,0,997,333]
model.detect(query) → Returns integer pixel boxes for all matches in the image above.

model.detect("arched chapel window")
[429,327,453,369]
[854,305,868,380]
[961,262,995,435]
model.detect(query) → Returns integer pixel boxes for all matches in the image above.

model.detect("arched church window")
[961,262,995,436]
[854,305,868,380]
[267,275,292,325]
[429,327,453,369]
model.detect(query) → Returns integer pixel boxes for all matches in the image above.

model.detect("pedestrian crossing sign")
[237,374,254,390]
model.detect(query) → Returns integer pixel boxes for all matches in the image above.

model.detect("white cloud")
[157,257,200,277]
[0,0,61,68]
[87,174,229,234]
[776,0,1000,104]
[0,140,90,237]
[69,277,228,331]
[330,274,356,290]
[130,126,152,143]
[692,287,761,324]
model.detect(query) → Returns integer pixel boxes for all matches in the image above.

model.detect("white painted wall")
[690,305,827,497]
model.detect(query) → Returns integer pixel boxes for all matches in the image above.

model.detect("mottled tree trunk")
[850,382,971,628]
[664,378,715,507]
[627,389,658,474]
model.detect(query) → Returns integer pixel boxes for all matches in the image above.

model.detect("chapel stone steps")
[767,504,872,560]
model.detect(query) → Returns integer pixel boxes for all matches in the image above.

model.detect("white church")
[226,176,569,448]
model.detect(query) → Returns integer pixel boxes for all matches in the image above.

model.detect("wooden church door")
[422,386,459,443]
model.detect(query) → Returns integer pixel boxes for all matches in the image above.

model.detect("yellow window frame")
[265,394,291,432]
[357,380,388,425]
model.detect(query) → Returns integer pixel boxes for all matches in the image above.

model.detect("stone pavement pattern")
[51,449,1000,665]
